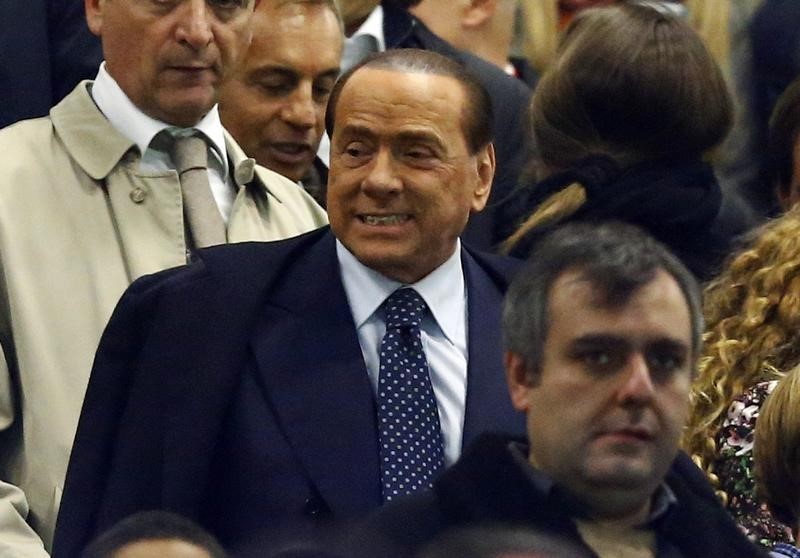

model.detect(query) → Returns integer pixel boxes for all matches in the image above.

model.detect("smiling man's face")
[86,0,256,127]
[327,67,493,283]
[219,2,342,182]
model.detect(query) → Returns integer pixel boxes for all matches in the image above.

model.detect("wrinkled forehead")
[334,67,467,133]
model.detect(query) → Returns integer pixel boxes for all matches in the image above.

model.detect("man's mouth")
[359,214,410,226]
[271,143,310,156]
[598,427,654,443]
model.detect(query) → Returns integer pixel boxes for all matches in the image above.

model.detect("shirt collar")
[91,63,228,175]
[336,239,464,344]
[350,5,386,51]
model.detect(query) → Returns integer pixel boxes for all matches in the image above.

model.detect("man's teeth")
[363,215,408,225]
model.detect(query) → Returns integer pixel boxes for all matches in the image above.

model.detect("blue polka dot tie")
[377,288,445,502]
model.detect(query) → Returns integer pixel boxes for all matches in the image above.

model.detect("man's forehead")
[335,67,466,128]
[342,66,464,102]
[548,269,692,342]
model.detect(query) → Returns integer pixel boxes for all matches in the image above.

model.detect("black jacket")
[360,433,768,558]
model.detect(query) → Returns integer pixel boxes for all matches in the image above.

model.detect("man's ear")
[505,351,533,413]
[84,0,104,36]
[462,0,498,29]
[469,142,495,214]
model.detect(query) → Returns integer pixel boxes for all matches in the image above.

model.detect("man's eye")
[312,86,333,102]
[646,351,685,380]
[208,0,246,9]
[406,149,433,159]
[343,142,369,159]
[257,82,293,96]
[583,351,611,367]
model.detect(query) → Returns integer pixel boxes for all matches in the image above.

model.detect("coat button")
[303,497,321,517]
[129,188,147,203]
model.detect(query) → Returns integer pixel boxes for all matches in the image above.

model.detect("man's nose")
[282,84,316,129]
[616,352,655,405]
[175,0,214,50]
[362,148,402,194]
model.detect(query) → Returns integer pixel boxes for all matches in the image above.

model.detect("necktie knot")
[170,133,208,175]
[384,288,427,330]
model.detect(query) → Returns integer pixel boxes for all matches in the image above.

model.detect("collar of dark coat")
[382,1,458,57]
[431,433,765,558]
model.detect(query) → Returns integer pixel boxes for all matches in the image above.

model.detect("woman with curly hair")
[682,208,800,548]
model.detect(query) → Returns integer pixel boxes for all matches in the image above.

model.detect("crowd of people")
[1,0,800,557]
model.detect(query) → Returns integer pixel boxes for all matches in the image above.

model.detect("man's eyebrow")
[315,69,340,81]
[570,334,628,347]
[647,338,690,354]
[394,130,446,149]
[570,334,689,352]
[247,67,298,81]
[337,125,375,139]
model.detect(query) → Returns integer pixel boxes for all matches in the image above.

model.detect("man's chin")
[152,93,216,128]
[583,458,656,489]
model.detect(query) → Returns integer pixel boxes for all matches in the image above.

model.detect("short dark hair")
[81,511,227,558]
[768,75,800,201]
[502,222,702,374]
[325,48,493,154]
[531,2,731,169]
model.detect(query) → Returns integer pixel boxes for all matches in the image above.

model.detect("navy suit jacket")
[382,3,534,249]
[53,228,525,556]
[0,0,102,128]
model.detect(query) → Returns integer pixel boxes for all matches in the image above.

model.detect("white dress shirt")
[91,63,236,222]
[336,239,468,466]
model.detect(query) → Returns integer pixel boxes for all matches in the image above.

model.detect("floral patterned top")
[715,380,794,548]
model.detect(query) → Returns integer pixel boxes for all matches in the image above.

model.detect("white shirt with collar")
[349,5,386,52]
[90,62,236,222]
[336,239,468,466]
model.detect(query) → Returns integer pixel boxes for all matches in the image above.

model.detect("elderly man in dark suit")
[53,49,525,557]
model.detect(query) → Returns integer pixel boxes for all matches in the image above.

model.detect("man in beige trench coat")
[0,0,327,555]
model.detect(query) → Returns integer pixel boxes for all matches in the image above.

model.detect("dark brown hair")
[768,76,800,201]
[531,2,732,170]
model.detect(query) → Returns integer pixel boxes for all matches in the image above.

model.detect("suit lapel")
[249,233,382,516]
[462,250,526,447]
[159,231,329,513]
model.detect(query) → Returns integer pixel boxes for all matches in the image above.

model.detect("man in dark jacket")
[360,222,767,558]
[53,49,525,557]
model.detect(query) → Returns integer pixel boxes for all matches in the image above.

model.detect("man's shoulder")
[399,15,530,105]
[133,227,331,295]
[225,131,328,227]
[0,82,132,182]
[463,245,524,287]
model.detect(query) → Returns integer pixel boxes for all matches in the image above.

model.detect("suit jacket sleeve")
[51,269,182,557]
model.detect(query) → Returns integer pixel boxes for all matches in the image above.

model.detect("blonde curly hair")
[683,208,800,497]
